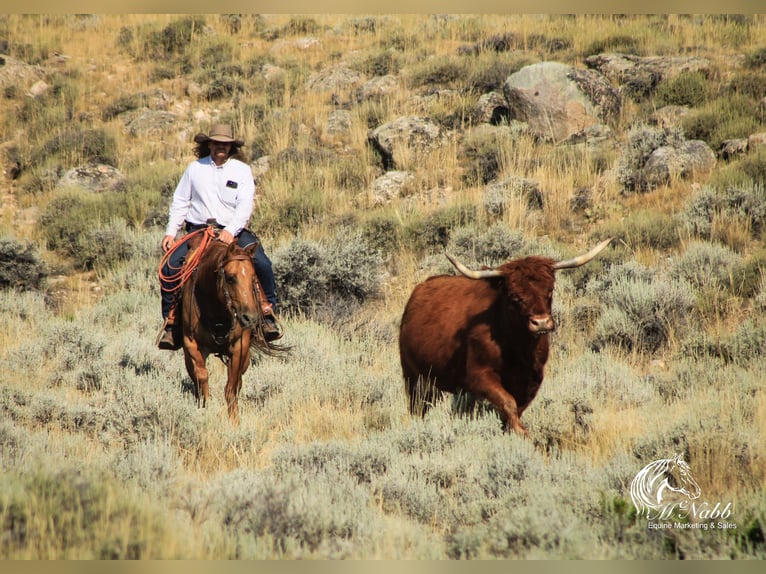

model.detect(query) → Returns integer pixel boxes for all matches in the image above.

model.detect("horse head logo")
[630,454,702,518]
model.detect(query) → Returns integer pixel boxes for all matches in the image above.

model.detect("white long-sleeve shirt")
[164,156,256,238]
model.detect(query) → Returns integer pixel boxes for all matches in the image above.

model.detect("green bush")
[404,204,477,254]
[272,232,383,316]
[39,193,138,270]
[34,128,119,168]
[726,71,766,99]
[351,50,401,77]
[590,273,696,353]
[603,210,680,250]
[448,223,525,267]
[654,71,708,107]
[744,47,766,69]
[582,34,641,57]
[360,212,403,255]
[0,239,48,291]
[404,55,469,89]
[668,241,742,292]
[732,248,766,298]
[681,94,760,151]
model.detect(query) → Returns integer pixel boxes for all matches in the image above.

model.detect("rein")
[216,252,256,333]
[158,226,217,293]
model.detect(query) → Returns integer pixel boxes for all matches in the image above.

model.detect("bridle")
[216,252,257,330]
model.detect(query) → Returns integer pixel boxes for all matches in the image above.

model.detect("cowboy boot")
[253,276,282,341]
[157,303,180,350]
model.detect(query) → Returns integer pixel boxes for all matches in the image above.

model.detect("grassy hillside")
[1,14,765,558]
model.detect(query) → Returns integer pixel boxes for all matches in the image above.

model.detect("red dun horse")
[180,237,281,423]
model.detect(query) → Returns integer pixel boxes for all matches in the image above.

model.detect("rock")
[748,132,766,151]
[370,170,416,205]
[720,138,748,160]
[0,55,44,92]
[27,79,50,98]
[307,64,364,92]
[483,175,544,216]
[326,109,353,136]
[367,115,444,170]
[353,74,399,102]
[585,53,711,100]
[502,62,621,142]
[58,163,126,193]
[472,91,510,125]
[640,140,716,189]
[124,109,178,137]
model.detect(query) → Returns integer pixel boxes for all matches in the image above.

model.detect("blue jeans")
[160,228,278,320]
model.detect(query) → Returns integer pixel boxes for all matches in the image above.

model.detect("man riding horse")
[158,124,281,349]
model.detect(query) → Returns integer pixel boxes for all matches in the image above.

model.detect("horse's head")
[217,242,260,329]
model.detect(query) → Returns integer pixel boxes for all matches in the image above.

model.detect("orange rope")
[158,226,217,293]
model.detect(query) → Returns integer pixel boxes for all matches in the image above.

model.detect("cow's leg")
[476,384,528,436]
[184,340,209,408]
[225,332,251,424]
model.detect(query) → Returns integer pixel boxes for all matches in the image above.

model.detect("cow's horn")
[445,253,503,279]
[553,237,615,270]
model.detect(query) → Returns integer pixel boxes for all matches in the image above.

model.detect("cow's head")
[446,238,615,336]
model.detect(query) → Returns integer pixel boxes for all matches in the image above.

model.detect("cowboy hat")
[193,124,245,146]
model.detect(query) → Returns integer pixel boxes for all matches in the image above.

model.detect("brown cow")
[399,237,615,435]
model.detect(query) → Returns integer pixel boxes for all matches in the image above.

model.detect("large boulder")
[502,62,621,143]
[367,115,445,170]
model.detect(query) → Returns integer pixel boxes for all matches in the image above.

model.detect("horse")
[630,454,702,518]
[178,233,283,423]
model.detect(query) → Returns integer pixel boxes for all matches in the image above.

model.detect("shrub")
[405,55,469,89]
[214,468,374,558]
[404,204,477,254]
[616,124,684,192]
[602,210,680,250]
[272,232,383,317]
[34,127,119,168]
[448,223,525,267]
[681,94,759,151]
[148,16,206,60]
[39,193,137,270]
[654,71,708,107]
[590,273,696,353]
[460,125,522,186]
[360,213,403,255]
[668,241,742,292]
[680,185,718,238]
[726,71,766,100]
[0,239,48,291]
[732,248,766,298]
[582,34,641,57]
[744,47,766,69]
[351,50,401,77]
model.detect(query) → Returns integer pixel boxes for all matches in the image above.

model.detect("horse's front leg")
[184,338,209,408]
[225,331,251,424]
